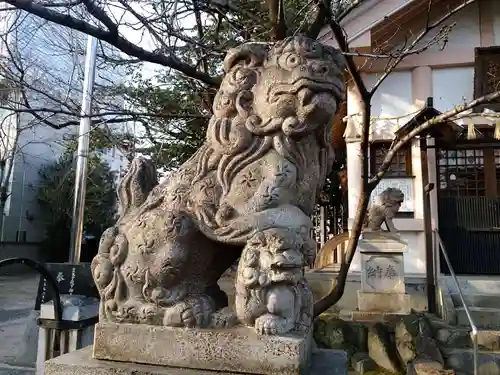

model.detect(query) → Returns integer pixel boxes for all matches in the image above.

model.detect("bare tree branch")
[267,0,287,41]
[306,2,326,39]
[370,90,500,185]
[81,0,118,33]
[318,0,369,98]
[5,0,220,87]
[370,0,476,95]
[313,0,373,317]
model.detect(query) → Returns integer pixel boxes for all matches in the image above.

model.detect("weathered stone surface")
[0,368,33,375]
[449,292,500,310]
[360,254,406,294]
[435,328,472,349]
[90,35,346,337]
[309,348,349,375]
[395,319,417,365]
[313,315,354,350]
[415,335,444,365]
[406,360,451,375]
[368,323,402,374]
[395,314,443,367]
[358,291,411,313]
[46,346,348,375]
[350,352,378,374]
[456,307,500,330]
[313,315,367,354]
[436,328,500,351]
[305,271,429,313]
[442,348,500,375]
[475,331,500,351]
[93,322,312,375]
[357,196,411,318]
[348,311,410,324]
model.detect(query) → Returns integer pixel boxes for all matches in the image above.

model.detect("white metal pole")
[16,168,26,240]
[68,36,98,264]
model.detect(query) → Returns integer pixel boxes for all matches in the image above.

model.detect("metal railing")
[0,257,64,359]
[433,229,478,375]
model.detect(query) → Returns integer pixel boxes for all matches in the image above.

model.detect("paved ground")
[0,272,39,374]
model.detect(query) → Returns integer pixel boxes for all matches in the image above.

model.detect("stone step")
[449,279,500,296]
[0,363,34,375]
[456,307,500,329]
[436,328,500,351]
[440,347,500,375]
[451,293,500,309]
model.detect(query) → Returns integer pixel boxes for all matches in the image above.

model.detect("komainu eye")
[285,53,300,67]
[278,52,301,69]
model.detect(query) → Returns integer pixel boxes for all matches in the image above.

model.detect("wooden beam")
[420,138,437,314]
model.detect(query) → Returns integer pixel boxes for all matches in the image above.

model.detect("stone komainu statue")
[363,187,405,233]
[91,35,346,335]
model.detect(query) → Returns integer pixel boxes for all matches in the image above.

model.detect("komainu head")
[376,188,405,213]
[363,188,405,233]
[211,35,346,142]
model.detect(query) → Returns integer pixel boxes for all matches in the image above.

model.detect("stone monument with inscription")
[357,188,411,314]
[44,35,349,375]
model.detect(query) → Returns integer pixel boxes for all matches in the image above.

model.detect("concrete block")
[350,352,377,374]
[357,291,411,313]
[0,365,34,375]
[435,328,471,349]
[309,348,348,375]
[37,295,99,375]
[437,328,500,351]
[441,348,500,375]
[346,311,410,324]
[16,310,39,367]
[475,331,500,351]
[450,293,500,309]
[46,346,348,375]
[93,322,312,375]
[456,307,500,330]
[407,360,452,375]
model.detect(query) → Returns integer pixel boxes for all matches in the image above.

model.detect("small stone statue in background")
[91,35,346,335]
[363,187,405,234]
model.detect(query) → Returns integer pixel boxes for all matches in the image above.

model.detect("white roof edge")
[319,0,421,45]
[339,0,383,26]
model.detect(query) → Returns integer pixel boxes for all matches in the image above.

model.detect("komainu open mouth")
[270,78,342,104]
[271,262,302,270]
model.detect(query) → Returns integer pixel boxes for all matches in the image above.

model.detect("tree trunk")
[313,101,372,316]
[0,160,6,242]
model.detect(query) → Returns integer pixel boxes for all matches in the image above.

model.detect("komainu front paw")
[209,307,239,328]
[180,301,211,328]
[162,296,213,328]
[254,313,292,335]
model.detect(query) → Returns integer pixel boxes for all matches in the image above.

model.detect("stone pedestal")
[357,232,411,314]
[93,322,312,375]
[45,346,348,375]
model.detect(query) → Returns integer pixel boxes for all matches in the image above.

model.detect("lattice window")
[492,149,500,195]
[370,142,412,177]
[438,149,486,197]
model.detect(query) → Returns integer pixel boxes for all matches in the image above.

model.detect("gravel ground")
[0,273,39,374]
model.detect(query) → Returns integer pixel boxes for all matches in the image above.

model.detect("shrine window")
[473,46,500,112]
[370,142,412,178]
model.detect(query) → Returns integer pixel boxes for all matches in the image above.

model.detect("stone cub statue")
[363,187,405,233]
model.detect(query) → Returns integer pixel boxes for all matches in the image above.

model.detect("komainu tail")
[117,156,158,219]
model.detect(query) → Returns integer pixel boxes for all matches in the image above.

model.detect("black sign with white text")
[34,262,99,310]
